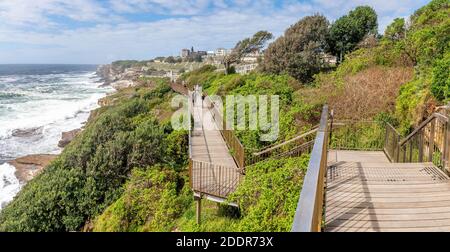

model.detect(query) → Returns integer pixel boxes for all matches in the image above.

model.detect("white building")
[165,71,180,82]
[215,48,232,57]
[241,50,261,63]
[235,63,258,74]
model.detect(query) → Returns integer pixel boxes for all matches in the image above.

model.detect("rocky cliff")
[96,64,143,90]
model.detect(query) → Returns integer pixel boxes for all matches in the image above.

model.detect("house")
[320,53,337,65]
[181,49,191,58]
[235,63,258,74]
[215,48,231,57]
[241,50,261,63]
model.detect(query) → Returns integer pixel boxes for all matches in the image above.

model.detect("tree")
[384,18,406,41]
[165,56,176,63]
[223,31,273,74]
[431,52,450,101]
[327,6,378,63]
[261,14,330,83]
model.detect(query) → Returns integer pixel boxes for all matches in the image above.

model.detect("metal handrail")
[292,105,329,232]
[399,113,448,146]
[253,128,319,156]
[190,159,243,198]
[384,122,401,162]
[188,92,193,159]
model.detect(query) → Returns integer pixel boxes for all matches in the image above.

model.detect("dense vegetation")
[176,156,310,232]
[181,67,320,150]
[92,166,191,232]
[0,80,188,231]
[262,14,330,82]
[392,0,449,132]
[0,0,447,232]
[327,6,378,62]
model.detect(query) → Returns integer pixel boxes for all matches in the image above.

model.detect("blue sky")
[0,0,431,64]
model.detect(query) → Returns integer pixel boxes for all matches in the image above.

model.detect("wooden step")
[326,218,450,229]
[325,153,450,232]
[327,200,450,209]
[327,205,450,216]
[328,190,450,199]
[327,211,450,222]
[326,225,450,232]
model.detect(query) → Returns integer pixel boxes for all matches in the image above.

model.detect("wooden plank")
[328,181,450,190]
[326,225,450,232]
[326,218,450,229]
[329,180,448,186]
[328,190,450,199]
[327,195,450,203]
[327,211,450,222]
[328,186,450,193]
[327,200,450,209]
[326,206,450,216]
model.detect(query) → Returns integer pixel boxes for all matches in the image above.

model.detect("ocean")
[0,64,113,209]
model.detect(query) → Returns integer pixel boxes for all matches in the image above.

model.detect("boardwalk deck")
[325,150,450,232]
[190,93,240,199]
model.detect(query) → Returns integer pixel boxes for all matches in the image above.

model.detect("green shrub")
[0,82,187,231]
[229,156,310,231]
[431,52,450,101]
[93,167,191,232]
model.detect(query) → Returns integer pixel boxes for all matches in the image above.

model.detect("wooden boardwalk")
[325,150,450,232]
[190,93,240,198]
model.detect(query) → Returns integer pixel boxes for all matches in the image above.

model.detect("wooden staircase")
[292,105,450,232]
[182,80,450,231]
[325,151,450,232]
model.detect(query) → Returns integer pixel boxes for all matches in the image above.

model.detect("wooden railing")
[248,129,317,165]
[384,122,401,162]
[189,159,243,198]
[222,130,245,168]
[397,113,449,169]
[292,105,330,232]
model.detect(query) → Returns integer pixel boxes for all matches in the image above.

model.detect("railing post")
[429,119,436,162]
[445,121,450,173]
[384,126,389,153]
[195,194,202,225]
[419,131,424,162]
[189,159,193,188]
[395,135,401,162]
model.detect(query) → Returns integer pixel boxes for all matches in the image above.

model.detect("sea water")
[0,64,113,210]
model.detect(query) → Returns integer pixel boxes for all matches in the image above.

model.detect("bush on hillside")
[0,80,188,231]
[228,156,309,231]
[262,14,330,83]
[327,6,378,62]
[431,52,450,101]
[92,167,191,232]
[175,156,309,232]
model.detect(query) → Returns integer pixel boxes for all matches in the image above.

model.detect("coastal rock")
[111,80,135,90]
[58,129,81,148]
[96,64,116,85]
[11,126,43,138]
[8,154,57,183]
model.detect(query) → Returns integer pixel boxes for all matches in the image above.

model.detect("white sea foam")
[0,163,21,210]
[0,67,114,205]
[0,71,113,159]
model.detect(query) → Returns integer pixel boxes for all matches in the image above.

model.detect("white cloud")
[0,0,433,64]
[0,0,111,27]
[109,0,212,15]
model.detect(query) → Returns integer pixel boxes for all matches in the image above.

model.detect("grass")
[174,200,240,232]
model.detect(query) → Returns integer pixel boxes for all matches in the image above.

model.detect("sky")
[0,0,432,64]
